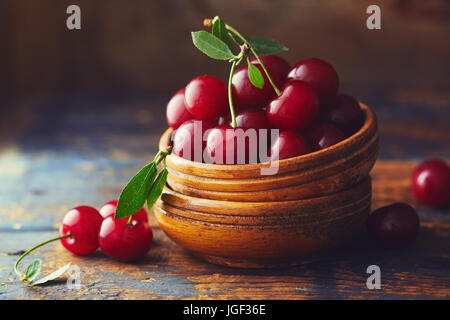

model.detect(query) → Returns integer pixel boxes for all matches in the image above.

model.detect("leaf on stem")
[191,31,236,60]
[211,17,236,54]
[29,263,71,286]
[24,259,42,282]
[115,163,157,219]
[147,168,168,211]
[247,59,265,89]
[246,37,288,55]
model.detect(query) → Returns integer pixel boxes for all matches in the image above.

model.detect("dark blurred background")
[0,0,449,159]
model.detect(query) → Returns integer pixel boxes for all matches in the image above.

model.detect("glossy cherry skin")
[232,55,290,110]
[172,119,215,162]
[99,200,148,222]
[368,203,420,250]
[287,58,339,105]
[306,122,345,151]
[266,80,319,131]
[206,126,259,164]
[99,216,153,262]
[59,206,103,255]
[269,130,311,161]
[166,88,193,129]
[411,159,450,207]
[184,75,228,120]
[321,94,363,136]
[231,109,270,129]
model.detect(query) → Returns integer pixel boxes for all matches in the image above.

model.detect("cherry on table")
[172,119,215,162]
[166,88,193,129]
[232,55,290,110]
[206,126,259,164]
[367,202,420,250]
[59,206,103,255]
[287,58,339,105]
[321,94,363,136]
[269,130,311,161]
[99,200,148,222]
[306,122,345,151]
[266,80,319,131]
[411,159,450,207]
[184,75,228,120]
[98,216,153,262]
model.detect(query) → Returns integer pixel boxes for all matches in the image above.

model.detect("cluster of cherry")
[166,56,363,164]
[58,200,152,262]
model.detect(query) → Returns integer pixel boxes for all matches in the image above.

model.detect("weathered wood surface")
[0,96,449,299]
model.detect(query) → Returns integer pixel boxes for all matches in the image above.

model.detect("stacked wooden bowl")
[155,103,379,268]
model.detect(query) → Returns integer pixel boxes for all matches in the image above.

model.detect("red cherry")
[166,88,193,129]
[232,55,290,110]
[185,75,228,120]
[206,126,259,164]
[231,109,270,129]
[99,200,148,222]
[59,206,103,255]
[411,159,450,207]
[287,58,339,105]
[99,216,153,262]
[321,94,363,135]
[266,80,319,131]
[269,130,311,161]
[368,203,420,250]
[172,119,215,162]
[306,122,345,151]
[217,113,230,126]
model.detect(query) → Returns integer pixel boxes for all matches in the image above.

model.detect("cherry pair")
[59,200,152,262]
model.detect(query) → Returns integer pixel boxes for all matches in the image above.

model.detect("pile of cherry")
[59,200,152,262]
[167,56,364,163]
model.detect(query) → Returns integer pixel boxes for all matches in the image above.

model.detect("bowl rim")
[159,102,376,172]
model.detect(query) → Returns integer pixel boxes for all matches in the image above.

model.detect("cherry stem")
[126,214,134,226]
[14,233,71,280]
[228,58,240,128]
[225,24,281,96]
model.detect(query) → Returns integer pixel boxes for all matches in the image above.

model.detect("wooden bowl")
[155,102,378,268]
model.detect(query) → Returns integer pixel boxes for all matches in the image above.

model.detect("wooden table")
[0,93,449,299]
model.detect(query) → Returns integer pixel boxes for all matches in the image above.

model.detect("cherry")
[287,58,339,105]
[184,75,228,120]
[166,88,193,129]
[411,159,450,207]
[266,80,319,131]
[217,112,230,126]
[269,130,311,161]
[99,216,153,262]
[206,126,259,164]
[306,122,345,151]
[232,55,290,110]
[99,200,148,222]
[231,109,270,129]
[367,203,420,250]
[321,94,363,135]
[172,119,215,162]
[59,206,103,255]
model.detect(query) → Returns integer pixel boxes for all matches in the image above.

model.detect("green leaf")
[147,168,168,211]
[115,163,157,219]
[29,263,71,286]
[191,31,236,60]
[24,259,42,282]
[211,17,236,54]
[246,36,288,55]
[247,59,265,89]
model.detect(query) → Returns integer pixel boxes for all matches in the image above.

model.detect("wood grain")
[1,161,449,299]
